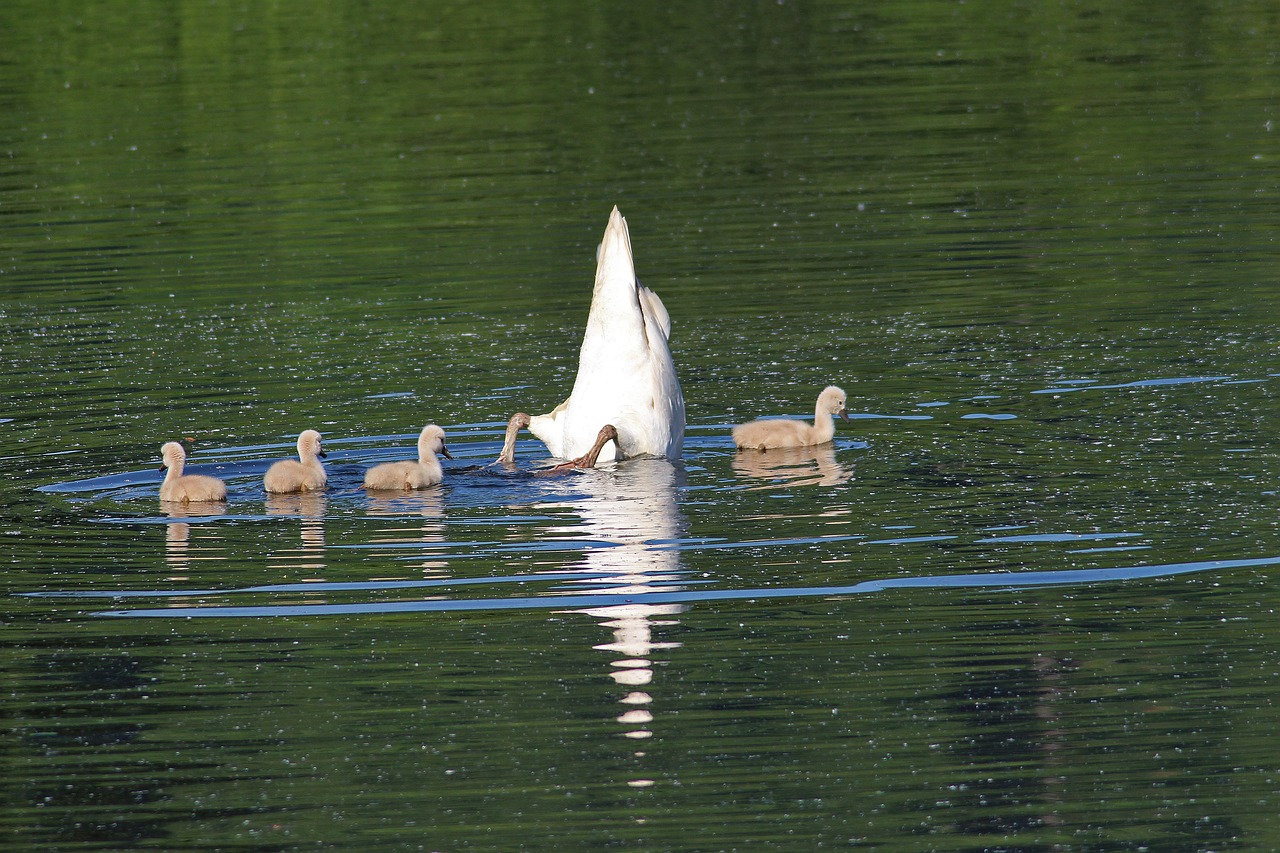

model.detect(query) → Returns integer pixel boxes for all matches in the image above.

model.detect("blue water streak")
[1033,375,1232,395]
[84,555,1280,618]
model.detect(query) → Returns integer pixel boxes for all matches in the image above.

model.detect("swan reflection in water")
[266,492,327,577]
[160,502,227,577]
[732,442,853,489]
[581,601,684,746]
[545,457,688,758]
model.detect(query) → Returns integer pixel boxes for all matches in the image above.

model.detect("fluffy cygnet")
[264,429,328,493]
[496,412,531,464]
[732,385,849,450]
[159,441,227,503]
[364,424,452,490]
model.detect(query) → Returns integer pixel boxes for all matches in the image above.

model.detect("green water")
[4,1,1280,850]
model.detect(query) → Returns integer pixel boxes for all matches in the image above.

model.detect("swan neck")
[812,404,836,443]
[498,425,519,463]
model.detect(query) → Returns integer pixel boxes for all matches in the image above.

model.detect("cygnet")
[732,385,849,450]
[159,441,227,503]
[364,424,452,490]
[264,429,328,493]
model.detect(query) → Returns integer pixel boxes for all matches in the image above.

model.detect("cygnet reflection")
[364,489,448,575]
[160,502,227,576]
[731,442,853,489]
[266,492,327,576]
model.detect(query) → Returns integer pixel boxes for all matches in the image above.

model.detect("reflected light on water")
[6,0,1280,844]
[545,459,689,597]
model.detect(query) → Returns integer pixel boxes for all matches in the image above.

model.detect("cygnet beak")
[839,408,849,421]
[440,444,454,460]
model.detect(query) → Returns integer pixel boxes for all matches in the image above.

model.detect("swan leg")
[546,424,619,471]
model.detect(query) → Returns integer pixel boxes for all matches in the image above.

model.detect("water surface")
[4,2,1280,850]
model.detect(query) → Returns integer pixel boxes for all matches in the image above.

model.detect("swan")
[527,206,684,463]
[264,429,327,493]
[158,441,227,503]
[732,385,849,450]
[364,425,451,490]
[496,412,531,465]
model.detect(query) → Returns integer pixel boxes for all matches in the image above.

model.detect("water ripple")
[1033,375,1233,395]
[70,555,1280,619]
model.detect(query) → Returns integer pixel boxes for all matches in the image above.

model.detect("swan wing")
[528,397,570,459]
[635,282,684,458]
[638,281,671,340]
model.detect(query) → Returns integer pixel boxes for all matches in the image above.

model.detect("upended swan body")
[159,441,227,503]
[732,385,849,450]
[264,429,328,493]
[364,424,451,490]
[527,207,685,463]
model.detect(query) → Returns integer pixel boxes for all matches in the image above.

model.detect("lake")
[4,1,1280,850]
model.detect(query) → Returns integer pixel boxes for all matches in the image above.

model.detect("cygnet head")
[160,441,187,471]
[820,385,849,421]
[298,429,325,460]
[418,424,453,459]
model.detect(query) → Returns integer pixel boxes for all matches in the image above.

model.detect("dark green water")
[4,2,1280,850]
